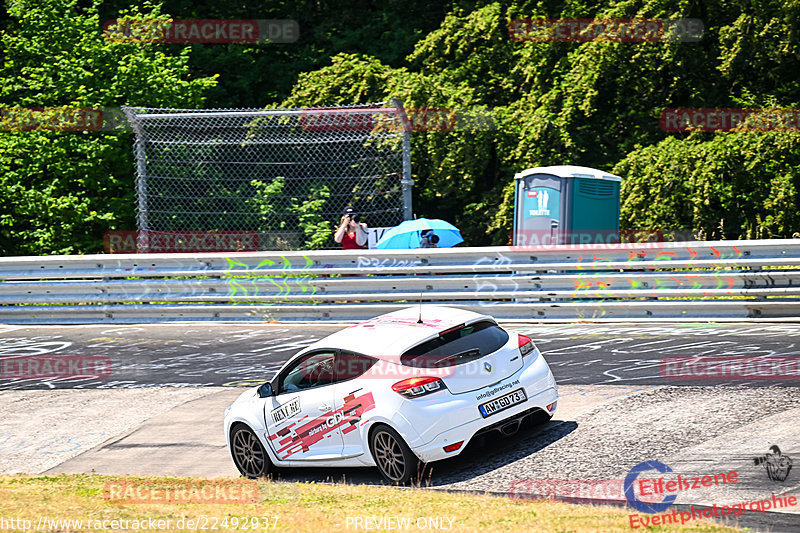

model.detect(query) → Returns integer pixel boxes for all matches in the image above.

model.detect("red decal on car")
[274,392,376,459]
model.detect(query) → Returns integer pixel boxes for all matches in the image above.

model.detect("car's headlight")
[224,405,232,416]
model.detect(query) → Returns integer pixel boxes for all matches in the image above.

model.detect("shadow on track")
[259,417,578,487]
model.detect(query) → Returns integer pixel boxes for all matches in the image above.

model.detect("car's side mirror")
[257,382,274,398]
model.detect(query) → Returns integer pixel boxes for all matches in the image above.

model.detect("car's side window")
[279,351,337,394]
[334,351,377,382]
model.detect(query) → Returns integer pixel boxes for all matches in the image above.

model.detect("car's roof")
[299,306,495,361]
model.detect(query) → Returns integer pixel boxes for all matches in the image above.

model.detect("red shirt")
[341,232,365,250]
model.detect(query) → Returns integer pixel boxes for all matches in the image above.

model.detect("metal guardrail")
[1,239,800,323]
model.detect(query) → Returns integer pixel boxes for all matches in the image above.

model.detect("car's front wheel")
[370,425,420,484]
[230,424,272,478]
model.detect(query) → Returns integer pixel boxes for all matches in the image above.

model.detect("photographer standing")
[334,205,368,249]
[420,229,439,248]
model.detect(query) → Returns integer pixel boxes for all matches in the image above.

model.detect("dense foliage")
[0,0,216,255]
[1,0,799,254]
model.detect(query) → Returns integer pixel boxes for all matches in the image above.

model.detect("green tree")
[0,0,216,255]
[616,131,800,239]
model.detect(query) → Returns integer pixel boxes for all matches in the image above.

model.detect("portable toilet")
[513,165,621,246]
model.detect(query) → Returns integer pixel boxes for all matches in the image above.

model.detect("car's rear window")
[400,320,509,368]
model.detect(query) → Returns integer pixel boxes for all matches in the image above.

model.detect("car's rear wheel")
[230,424,272,478]
[370,425,420,484]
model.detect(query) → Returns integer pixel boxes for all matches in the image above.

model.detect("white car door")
[332,351,378,457]
[264,350,344,461]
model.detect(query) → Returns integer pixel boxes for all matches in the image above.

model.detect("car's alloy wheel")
[370,426,419,484]
[231,425,271,478]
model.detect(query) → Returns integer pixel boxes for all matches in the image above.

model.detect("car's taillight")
[391,376,445,398]
[443,441,464,453]
[518,334,535,357]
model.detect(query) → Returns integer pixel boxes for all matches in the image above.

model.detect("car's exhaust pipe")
[500,419,521,436]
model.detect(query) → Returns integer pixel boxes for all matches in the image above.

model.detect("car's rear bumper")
[409,352,558,465]
[396,348,556,452]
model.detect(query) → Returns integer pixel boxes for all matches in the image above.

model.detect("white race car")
[224,306,558,483]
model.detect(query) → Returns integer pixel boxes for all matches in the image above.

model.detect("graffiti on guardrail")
[224,255,316,303]
[569,242,749,301]
[462,241,766,318]
[356,257,420,269]
[472,252,519,301]
[2,239,797,322]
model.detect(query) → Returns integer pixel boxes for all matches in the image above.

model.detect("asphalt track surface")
[2,322,800,390]
[2,322,800,532]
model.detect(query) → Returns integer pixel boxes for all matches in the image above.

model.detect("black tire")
[230,424,272,479]
[370,425,420,485]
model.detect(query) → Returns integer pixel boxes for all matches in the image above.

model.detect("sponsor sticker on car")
[478,388,527,417]
[271,397,300,425]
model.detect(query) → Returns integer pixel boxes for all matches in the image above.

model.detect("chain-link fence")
[122,101,412,251]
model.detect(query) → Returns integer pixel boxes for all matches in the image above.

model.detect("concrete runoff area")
[4,384,647,477]
[45,388,242,478]
[0,387,221,474]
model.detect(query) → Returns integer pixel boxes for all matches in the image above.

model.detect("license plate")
[478,389,527,418]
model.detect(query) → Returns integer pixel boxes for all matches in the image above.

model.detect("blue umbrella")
[375,218,464,249]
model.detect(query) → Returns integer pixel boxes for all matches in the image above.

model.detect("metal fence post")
[391,98,414,221]
[122,106,150,252]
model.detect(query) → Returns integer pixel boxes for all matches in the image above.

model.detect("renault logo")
[484,362,492,372]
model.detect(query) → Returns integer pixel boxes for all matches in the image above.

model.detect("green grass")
[0,474,743,532]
